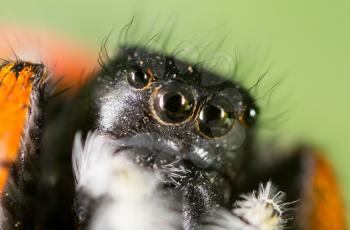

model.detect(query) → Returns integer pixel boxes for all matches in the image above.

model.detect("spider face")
[64,47,260,228]
[93,47,258,173]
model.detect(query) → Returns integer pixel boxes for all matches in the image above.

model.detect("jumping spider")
[0,45,345,229]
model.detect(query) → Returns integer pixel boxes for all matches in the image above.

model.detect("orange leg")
[0,62,47,192]
[0,26,97,192]
[299,151,346,230]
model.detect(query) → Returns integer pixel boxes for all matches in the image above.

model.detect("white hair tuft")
[204,181,290,230]
[72,131,182,230]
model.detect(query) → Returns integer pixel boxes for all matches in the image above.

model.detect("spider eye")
[241,106,258,127]
[197,100,235,138]
[127,68,151,89]
[152,84,195,124]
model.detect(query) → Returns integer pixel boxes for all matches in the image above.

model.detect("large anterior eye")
[197,98,235,138]
[126,68,152,89]
[152,84,195,124]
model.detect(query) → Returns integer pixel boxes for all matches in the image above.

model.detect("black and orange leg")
[239,146,346,229]
[0,61,48,228]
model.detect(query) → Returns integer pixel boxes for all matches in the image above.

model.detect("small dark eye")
[152,84,195,124]
[197,100,235,138]
[241,106,258,127]
[127,68,151,89]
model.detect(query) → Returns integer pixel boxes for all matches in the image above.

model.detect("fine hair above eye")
[96,18,267,132]
[102,47,259,144]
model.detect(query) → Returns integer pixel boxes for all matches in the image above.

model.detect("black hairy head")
[83,47,259,182]
[33,46,261,230]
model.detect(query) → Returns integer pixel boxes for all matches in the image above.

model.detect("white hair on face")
[160,160,191,188]
[72,131,182,230]
[204,182,289,230]
[72,131,117,196]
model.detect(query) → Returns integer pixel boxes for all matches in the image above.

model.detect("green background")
[1,0,349,219]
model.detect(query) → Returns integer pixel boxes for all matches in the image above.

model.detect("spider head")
[93,47,258,174]
[73,47,259,228]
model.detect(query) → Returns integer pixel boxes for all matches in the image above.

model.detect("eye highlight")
[197,99,235,138]
[126,68,152,89]
[240,105,259,127]
[152,84,195,124]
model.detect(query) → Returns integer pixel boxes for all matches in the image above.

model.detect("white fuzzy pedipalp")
[205,182,290,230]
[72,131,181,230]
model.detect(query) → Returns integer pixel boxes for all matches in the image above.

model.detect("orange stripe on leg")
[300,151,346,230]
[0,62,47,192]
[0,167,9,192]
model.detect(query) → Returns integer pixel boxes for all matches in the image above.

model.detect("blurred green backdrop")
[1,0,349,218]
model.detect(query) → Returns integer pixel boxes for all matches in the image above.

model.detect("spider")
[0,32,345,230]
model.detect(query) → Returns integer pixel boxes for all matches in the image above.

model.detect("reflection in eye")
[240,105,258,127]
[152,84,195,124]
[197,100,235,138]
[126,68,151,89]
